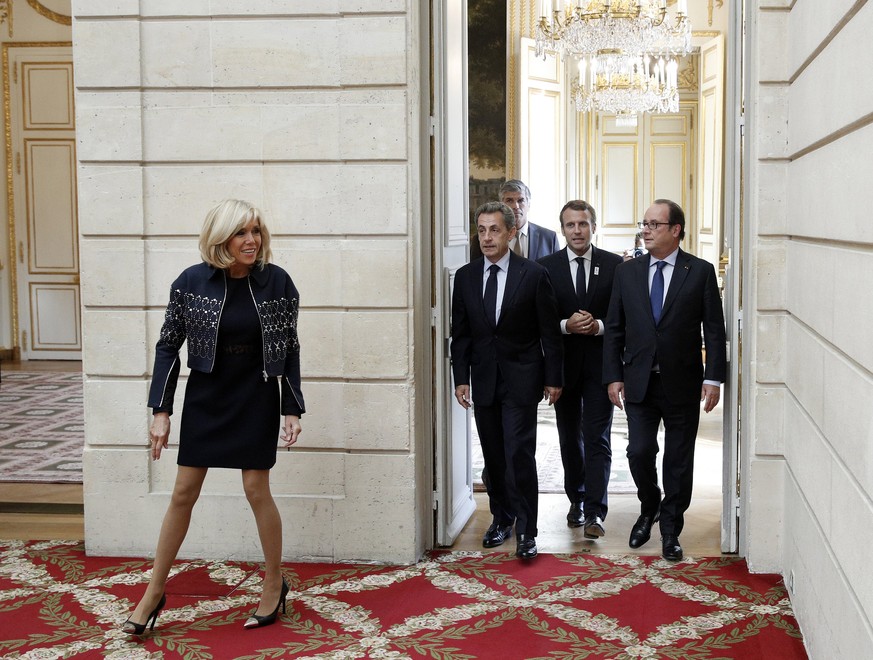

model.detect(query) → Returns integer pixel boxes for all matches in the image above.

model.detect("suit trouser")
[624,372,700,536]
[553,377,613,518]
[473,375,539,537]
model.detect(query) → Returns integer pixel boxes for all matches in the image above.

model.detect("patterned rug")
[0,371,84,483]
[0,540,806,659]
[473,402,638,494]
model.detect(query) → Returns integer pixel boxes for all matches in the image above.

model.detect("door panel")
[697,36,725,272]
[433,0,475,546]
[8,47,79,359]
[602,143,638,235]
[30,284,80,350]
[519,38,565,240]
[27,140,78,271]
[595,106,696,255]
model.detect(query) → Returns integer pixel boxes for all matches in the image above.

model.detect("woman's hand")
[281,415,301,448]
[149,412,171,461]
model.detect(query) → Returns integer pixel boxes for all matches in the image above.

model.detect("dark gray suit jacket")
[602,249,727,405]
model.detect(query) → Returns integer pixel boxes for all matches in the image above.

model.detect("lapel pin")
[593,266,600,276]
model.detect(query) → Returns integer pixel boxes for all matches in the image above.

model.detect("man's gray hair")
[474,201,516,231]
[499,179,531,202]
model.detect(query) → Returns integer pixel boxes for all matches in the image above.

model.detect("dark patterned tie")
[650,260,666,324]
[575,256,586,304]
[484,264,499,327]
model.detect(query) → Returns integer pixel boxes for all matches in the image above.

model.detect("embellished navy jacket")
[148,262,305,417]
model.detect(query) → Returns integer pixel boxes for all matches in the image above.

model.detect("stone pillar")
[75,1,429,564]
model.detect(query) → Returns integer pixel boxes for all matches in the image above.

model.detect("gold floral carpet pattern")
[0,371,84,483]
[0,540,806,659]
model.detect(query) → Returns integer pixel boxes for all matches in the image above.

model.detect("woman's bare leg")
[127,466,208,625]
[242,468,284,617]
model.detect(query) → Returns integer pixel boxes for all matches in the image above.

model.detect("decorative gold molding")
[3,44,16,347]
[709,0,725,28]
[694,30,721,38]
[0,1,12,37]
[678,55,699,93]
[507,1,520,177]
[27,1,71,27]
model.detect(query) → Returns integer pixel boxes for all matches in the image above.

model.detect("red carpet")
[0,540,807,659]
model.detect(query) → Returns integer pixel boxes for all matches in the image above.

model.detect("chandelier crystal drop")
[535,0,692,119]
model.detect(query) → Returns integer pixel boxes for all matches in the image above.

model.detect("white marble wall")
[74,2,429,564]
[747,0,873,655]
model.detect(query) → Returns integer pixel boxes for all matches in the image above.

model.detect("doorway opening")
[438,0,739,555]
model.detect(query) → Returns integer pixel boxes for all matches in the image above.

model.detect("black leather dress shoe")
[583,515,605,539]
[482,523,513,548]
[515,534,538,560]
[566,502,584,528]
[662,535,683,561]
[628,512,659,549]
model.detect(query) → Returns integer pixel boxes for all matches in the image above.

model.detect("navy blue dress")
[178,275,280,469]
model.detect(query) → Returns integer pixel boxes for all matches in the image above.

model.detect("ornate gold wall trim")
[3,43,17,347]
[3,41,73,350]
[507,0,520,177]
[0,1,12,37]
[27,1,71,26]
[708,0,724,27]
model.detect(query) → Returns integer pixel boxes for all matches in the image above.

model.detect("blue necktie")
[484,264,499,327]
[575,257,586,304]
[650,260,666,324]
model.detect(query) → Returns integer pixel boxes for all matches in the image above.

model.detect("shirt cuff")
[703,380,721,387]
[595,319,604,336]
[561,318,570,334]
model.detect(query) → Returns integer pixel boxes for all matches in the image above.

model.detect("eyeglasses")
[638,221,671,230]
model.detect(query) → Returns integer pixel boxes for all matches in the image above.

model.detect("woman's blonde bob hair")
[198,199,273,270]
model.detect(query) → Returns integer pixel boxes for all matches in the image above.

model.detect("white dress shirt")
[560,246,604,336]
[482,250,512,323]
[649,248,720,388]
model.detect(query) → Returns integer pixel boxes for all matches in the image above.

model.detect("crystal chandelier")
[535,1,692,123]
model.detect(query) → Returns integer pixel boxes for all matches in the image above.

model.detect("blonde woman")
[123,199,304,634]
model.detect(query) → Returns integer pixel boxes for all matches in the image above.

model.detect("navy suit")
[539,246,622,518]
[603,249,727,536]
[470,222,559,261]
[451,253,563,536]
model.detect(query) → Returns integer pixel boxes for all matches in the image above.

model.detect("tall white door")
[433,0,476,545]
[696,35,725,272]
[8,46,80,360]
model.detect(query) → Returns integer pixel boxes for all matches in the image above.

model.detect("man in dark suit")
[470,180,560,261]
[538,200,622,540]
[603,199,726,561]
[451,201,563,560]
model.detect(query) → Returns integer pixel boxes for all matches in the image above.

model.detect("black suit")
[539,246,622,518]
[603,249,726,536]
[451,252,563,536]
